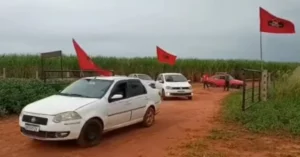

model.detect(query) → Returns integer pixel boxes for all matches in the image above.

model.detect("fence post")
[267,72,272,98]
[66,72,70,78]
[242,70,246,111]
[251,72,255,102]
[261,70,268,101]
[35,71,39,79]
[3,68,6,78]
[258,72,261,101]
[80,71,84,77]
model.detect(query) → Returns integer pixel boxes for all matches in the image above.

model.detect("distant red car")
[206,74,245,88]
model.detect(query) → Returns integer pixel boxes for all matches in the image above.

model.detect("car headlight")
[53,111,82,123]
[166,86,172,89]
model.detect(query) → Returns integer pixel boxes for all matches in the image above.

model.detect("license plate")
[177,90,185,93]
[24,124,40,132]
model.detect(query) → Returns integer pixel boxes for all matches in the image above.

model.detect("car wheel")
[76,118,103,147]
[188,96,192,100]
[142,107,155,127]
[161,89,166,100]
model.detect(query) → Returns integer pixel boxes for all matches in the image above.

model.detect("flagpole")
[260,32,263,70]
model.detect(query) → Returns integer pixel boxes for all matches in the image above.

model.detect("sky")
[0,0,300,62]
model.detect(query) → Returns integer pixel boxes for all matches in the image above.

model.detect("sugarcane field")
[1,1,300,157]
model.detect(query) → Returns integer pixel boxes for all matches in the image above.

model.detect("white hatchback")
[155,73,193,100]
[19,76,161,147]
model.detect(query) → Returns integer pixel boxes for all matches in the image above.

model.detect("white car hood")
[140,80,155,84]
[23,95,98,115]
[164,81,191,87]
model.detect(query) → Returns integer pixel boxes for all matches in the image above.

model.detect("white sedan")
[128,73,156,88]
[19,76,161,147]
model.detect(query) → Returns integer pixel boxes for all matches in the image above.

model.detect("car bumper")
[164,89,193,97]
[19,113,82,141]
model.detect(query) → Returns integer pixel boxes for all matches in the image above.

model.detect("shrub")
[0,78,71,117]
[223,67,300,135]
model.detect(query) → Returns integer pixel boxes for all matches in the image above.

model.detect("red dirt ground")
[0,84,298,157]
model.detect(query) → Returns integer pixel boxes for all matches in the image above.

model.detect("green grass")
[0,54,299,79]
[0,78,72,117]
[223,67,300,135]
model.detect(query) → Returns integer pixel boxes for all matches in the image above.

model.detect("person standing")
[224,74,230,91]
[110,70,115,76]
[202,74,209,89]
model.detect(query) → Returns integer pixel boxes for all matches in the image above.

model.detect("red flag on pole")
[156,46,177,66]
[260,7,295,34]
[72,39,112,76]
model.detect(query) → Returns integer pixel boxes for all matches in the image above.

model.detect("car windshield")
[137,74,152,80]
[58,79,113,98]
[165,74,187,82]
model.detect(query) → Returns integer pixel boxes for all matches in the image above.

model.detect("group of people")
[202,73,230,91]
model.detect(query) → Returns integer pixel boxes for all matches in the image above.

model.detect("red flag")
[72,39,112,76]
[260,7,295,34]
[156,46,177,66]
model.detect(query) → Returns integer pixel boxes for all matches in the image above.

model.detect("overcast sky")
[0,0,300,62]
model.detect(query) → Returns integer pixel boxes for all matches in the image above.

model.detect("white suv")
[155,73,193,100]
[19,76,161,147]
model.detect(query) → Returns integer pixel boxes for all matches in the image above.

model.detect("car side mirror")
[111,94,123,100]
[149,83,156,88]
[158,80,164,83]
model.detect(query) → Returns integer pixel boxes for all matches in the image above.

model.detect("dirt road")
[0,84,229,157]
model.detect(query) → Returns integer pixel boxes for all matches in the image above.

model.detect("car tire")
[161,89,166,100]
[76,118,103,148]
[188,96,192,100]
[141,107,155,127]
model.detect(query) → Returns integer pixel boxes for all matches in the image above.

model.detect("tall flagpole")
[260,32,263,70]
[259,6,263,71]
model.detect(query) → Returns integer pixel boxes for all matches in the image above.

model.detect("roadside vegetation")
[0,54,298,79]
[0,78,71,117]
[223,67,300,135]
